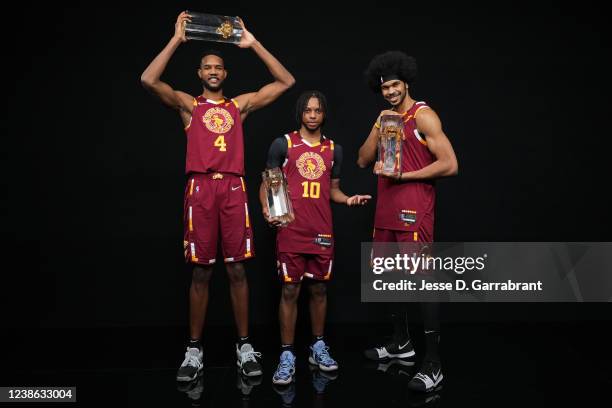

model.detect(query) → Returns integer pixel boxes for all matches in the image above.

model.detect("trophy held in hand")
[378,115,404,178]
[183,11,243,44]
[262,167,294,226]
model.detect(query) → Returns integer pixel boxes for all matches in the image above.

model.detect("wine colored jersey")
[374,101,436,234]
[184,96,244,176]
[268,131,339,254]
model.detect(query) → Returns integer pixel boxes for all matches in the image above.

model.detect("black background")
[3,1,611,332]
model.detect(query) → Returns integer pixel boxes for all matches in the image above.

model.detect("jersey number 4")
[214,135,227,152]
[301,181,320,199]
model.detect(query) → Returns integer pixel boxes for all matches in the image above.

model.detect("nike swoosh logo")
[397,340,410,350]
[431,369,441,381]
[293,143,303,147]
[232,186,241,191]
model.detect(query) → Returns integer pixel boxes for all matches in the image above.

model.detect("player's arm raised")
[233,18,295,121]
[141,11,195,124]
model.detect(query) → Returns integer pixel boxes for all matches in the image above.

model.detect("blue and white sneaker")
[272,351,296,385]
[308,340,339,372]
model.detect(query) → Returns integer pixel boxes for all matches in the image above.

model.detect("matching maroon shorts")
[277,252,334,283]
[183,173,254,265]
[372,227,433,275]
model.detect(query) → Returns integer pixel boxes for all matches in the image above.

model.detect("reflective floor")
[3,323,611,407]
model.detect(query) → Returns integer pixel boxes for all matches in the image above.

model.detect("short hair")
[200,49,225,67]
[364,51,418,92]
[295,90,328,126]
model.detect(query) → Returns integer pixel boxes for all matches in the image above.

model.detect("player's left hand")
[236,17,256,48]
[347,194,372,206]
[373,161,402,180]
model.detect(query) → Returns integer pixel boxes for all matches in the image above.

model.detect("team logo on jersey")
[202,107,234,134]
[296,152,326,180]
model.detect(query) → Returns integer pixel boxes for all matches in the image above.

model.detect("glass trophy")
[262,167,294,226]
[184,11,243,44]
[378,115,404,178]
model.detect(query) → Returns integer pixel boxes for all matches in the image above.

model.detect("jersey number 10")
[301,181,320,199]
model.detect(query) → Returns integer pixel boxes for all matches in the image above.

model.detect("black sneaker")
[364,338,415,360]
[236,343,263,377]
[177,347,204,382]
[407,360,443,392]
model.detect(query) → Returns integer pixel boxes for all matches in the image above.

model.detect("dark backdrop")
[3,2,611,329]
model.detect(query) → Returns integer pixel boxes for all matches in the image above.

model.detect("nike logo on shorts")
[232,186,241,191]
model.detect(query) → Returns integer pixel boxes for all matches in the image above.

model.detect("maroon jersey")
[184,96,244,176]
[374,101,436,234]
[277,131,335,254]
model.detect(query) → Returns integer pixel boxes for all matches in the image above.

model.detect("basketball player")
[141,11,295,381]
[358,51,458,392]
[260,91,371,385]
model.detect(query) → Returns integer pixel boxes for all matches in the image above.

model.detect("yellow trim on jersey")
[374,121,381,129]
[413,232,418,242]
[310,142,321,147]
[330,140,335,151]
[192,98,198,106]
[189,179,194,196]
[240,177,246,192]
[285,134,292,148]
[414,105,430,118]
[231,98,239,109]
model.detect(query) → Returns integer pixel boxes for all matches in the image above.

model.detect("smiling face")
[380,79,407,107]
[301,97,325,132]
[198,54,227,92]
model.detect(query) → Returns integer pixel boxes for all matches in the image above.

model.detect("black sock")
[237,336,250,348]
[424,330,440,361]
[281,344,294,354]
[391,307,410,343]
[421,301,441,361]
[312,335,325,346]
[188,339,202,351]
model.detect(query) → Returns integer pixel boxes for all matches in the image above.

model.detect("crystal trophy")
[262,167,294,226]
[183,11,243,44]
[378,115,404,178]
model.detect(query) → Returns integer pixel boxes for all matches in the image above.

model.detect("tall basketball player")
[358,51,458,392]
[260,91,371,385]
[141,11,295,381]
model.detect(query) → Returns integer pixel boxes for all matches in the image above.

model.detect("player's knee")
[281,284,300,303]
[226,263,246,284]
[309,282,327,300]
[192,265,212,285]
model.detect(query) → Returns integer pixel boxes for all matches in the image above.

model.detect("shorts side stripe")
[244,203,250,228]
[189,206,194,232]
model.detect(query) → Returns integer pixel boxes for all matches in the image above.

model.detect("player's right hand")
[173,11,191,43]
